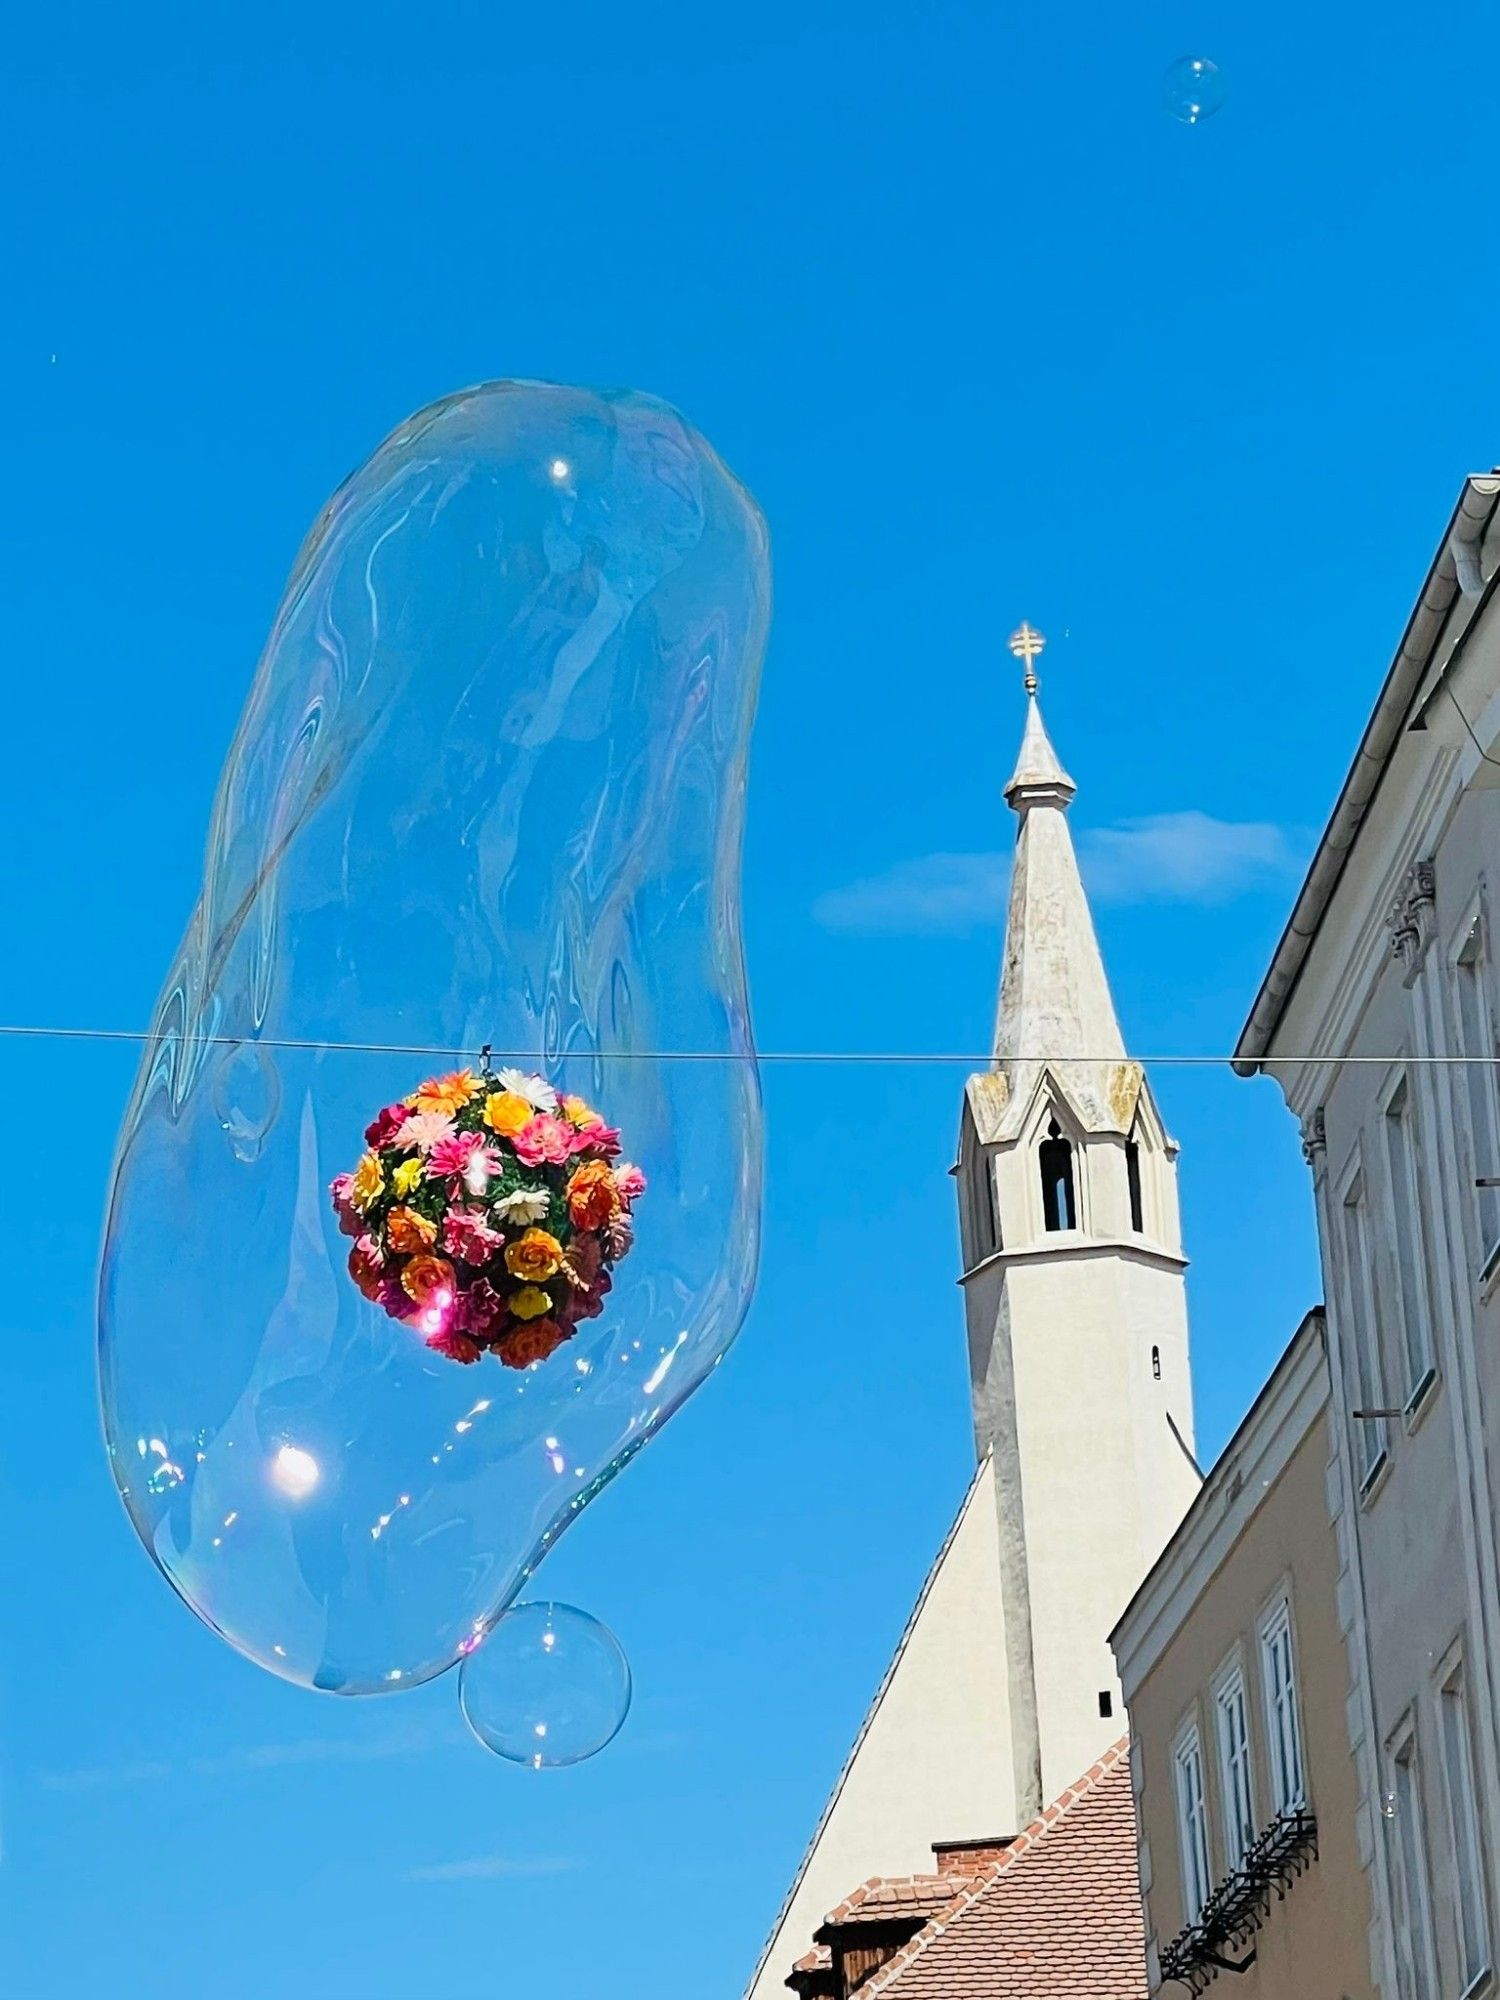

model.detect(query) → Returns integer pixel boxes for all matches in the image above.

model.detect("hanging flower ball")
[330,1068,644,1368]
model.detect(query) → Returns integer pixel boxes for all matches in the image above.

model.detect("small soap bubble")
[211,1041,282,1163]
[1163,56,1226,125]
[459,1602,631,1768]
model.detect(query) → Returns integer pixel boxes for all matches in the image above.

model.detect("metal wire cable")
[0,1023,1493,1066]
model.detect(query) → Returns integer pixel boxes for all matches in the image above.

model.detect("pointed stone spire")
[992,692,1127,1099]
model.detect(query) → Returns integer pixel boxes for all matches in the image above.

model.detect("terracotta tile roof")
[791,1947,831,1974]
[856,1739,1147,1999]
[817,1875,974,1933]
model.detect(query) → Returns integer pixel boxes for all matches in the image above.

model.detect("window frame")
[1436,1645,1492,1993]
[1171,1713,1214,1923]
[1385,1709,1438,2000]
[1257,1591,1307,1816]
[1449,896,1500,1281]
[1378,1067,1439,1414]
[1211,1652,1258,1870]
[1333,1149,1391,1492]
[1039,1114,1078,1233]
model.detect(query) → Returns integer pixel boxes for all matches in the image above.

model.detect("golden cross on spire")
[1007,620,1046,696]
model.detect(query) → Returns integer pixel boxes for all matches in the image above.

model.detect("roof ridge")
[740,1455,996,1998]
[855,1737,1135,2000]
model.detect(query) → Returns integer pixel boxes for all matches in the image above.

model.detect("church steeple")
[993,692,1126,1076]
[953,627,1198,1826]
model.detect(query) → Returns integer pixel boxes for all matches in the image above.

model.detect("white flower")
[496,1067,558,1113]
[493,1187,551,1225]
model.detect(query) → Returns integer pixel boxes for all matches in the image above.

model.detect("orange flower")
[566,1159,620,1231]
[504,1227,564,1283]
[484,1090,534,1138]
[386,1205,438,1254]
[500,1318,569,1370]
[559,1093,597,1130]
[401,1254,457,1306]
[407,1070,481,1117]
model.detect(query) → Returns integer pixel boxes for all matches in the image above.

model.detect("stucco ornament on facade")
[1386,857,1437,986]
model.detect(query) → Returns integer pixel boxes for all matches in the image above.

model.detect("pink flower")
[426,1131,503,1194]
[574,1268,612,1321]
[393,1110,457,1154]
[605,1214,634,1260]
[443,1207,504,1266]
[329,1173,363,1238]
[565,1231,603,1288]
[376,1275,417,1322]
[612,1161,647,1208]
[512,1114,574,1167]
[455,1278,508,1338]
[567,1115,622,1158]
[364,1102,410,1149]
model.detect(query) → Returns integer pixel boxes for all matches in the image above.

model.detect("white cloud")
[813,852,1009,935]
[39,1722,455,1793]
[812,815,1305,936]
[405,1854,579,1884]
[1076,812,1307,907]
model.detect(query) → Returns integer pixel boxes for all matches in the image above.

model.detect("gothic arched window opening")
[1039,1117,1077,1232]
[1126,1136,1145,1234]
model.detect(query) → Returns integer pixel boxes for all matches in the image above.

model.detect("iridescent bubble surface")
[459,1601,631,1767]
[1163,56,1227,125]
[98,380,769,1694]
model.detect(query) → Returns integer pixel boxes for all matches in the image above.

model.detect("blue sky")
[3,0,1499,1992]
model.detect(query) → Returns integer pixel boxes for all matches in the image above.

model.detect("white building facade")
[745,684,1201,2000]
[1235,472,1500,2000]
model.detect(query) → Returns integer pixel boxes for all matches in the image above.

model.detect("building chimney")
[931,1836,1013,1876]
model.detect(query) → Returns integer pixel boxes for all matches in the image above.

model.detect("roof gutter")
[1232,473,1500,1076]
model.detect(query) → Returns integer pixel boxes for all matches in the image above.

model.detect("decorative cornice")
[1388,858,1437,987]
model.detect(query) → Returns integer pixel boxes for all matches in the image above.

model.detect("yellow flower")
[559,1094,596,1130]
[509,1284,553,1321]
[504,1227,564,1283]
[409,1070,481,1117]
[484,1090,534,1138]
[392,1157,424,1196]
[351,1153,384,1211]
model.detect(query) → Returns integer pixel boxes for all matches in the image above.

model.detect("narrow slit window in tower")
[1152,1345,1161,1380]
[1126,1137,1145,1233]
[1040,1118,1077,1232]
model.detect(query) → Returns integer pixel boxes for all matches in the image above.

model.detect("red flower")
[348,1236,386,1301]
[426,1326,482,1365]
[364,1102,410,1149]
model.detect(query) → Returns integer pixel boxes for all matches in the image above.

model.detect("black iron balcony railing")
[1158,1807,1318,1993]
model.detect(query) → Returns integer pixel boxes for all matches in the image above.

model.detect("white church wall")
[742,1456,1020,2000]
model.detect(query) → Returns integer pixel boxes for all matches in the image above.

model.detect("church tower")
[743,632,1199,2000]
[955,636,1199,1820]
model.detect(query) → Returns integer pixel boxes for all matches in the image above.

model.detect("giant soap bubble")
[98,380,768,1696]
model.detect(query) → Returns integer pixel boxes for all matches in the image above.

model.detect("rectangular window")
[1387,1717,1436,2000]
[1173,1722,1213,1920]
[1260,1599,1306,1814]
[1126,1138,1145,1234]
[1455,916,1500,1270]
[1384,1078,1436,1405]
[1340,1172,1390,1484]
[1439,1659,1491,1988]
[1213,1666,1257,1868]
